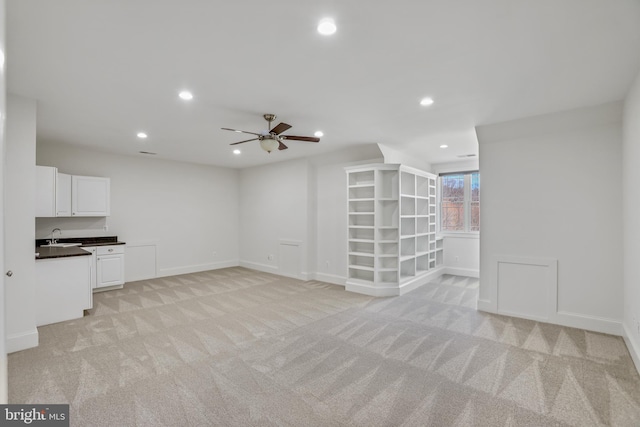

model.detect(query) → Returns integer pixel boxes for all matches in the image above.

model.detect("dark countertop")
[36,246,92,260]
[35,236,126,259]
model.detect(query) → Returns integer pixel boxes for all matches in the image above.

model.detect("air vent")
[457,154,477,158]
[139,151,157,155]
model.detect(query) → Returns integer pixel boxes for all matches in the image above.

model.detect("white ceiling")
[6,1,640,169]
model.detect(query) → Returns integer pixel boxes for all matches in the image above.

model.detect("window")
[439,171,480,233]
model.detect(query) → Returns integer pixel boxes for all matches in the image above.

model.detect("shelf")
[348,264,374,271]
[349,170,375,186]
[346,164,440,292]
[348,251,374,257]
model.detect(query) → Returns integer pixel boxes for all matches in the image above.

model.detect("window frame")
[438,171,480,235]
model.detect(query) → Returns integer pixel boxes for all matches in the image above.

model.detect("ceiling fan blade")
[221,127,261,136]
[230,138,259,145]
[270,122,292,135]
[278,141,288,150]
[281,135,320,142]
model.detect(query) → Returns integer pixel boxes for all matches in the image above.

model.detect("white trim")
[6,328,39,354]
[492,255,557,319]
[438,232,479,239]
[623,322,640,375]
[313,273,346,286]
[443,267,479,278]
[553,311,621,336]
[478,255,623,336]
[345,281,398,297]
[399,267,445,295]
[158,260,238,277]
[239,260,278,274]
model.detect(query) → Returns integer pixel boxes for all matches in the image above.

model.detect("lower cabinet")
[84,245,126,291]
[97,245,125,289]
[35,256,92,326]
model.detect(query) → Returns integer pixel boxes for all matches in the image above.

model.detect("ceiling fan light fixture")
[317,18,337,36]
[260,137,280,153]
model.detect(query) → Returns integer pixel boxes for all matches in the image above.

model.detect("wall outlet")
[268,254,274,261]
[103,225,109,231]
[326,261,330,268]
[212,251,217,257]
[455,256,459,264]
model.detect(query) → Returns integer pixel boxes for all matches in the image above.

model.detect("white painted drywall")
[238,158,310,278]
[431,160,480,277]
[378,143,432,172]
[5,94,38,353]
[36,141,240,279]
[623,70,640,370]
[477,102,623,334]
[0,0,7,401]
[312,145,384,284]
[442,235,479,277]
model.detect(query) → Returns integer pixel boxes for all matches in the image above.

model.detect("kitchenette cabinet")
[36,166,110,217]
[83,244,125,291]
[35,253,92,326]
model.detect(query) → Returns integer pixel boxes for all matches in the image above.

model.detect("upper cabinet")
[36,166,111,217]
[35,166,57,217]
[72,175,110,216]
[56,173,72,216]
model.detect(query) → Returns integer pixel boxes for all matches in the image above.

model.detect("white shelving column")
[346,164,442,296]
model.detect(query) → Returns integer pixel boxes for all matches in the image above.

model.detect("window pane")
[470,172,480,231]
[441,174,464,231]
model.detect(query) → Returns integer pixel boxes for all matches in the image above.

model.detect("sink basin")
[40,243,82,248]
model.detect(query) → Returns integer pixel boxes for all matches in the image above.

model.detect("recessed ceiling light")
[137,132,148,139]
[233,149,241,155]
[314,131,324,137]
[440,144,448,149]
[179,91,193,100]
[420,97,434,106]
[317,18,337,36]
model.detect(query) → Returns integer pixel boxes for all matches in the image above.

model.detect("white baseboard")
[239,260,279,275]
[399,268,445,295]
[443,267,479,278]
[552,311,622,336]
[313,273,346,286]
[158,260,239,278]
[345,281,398,297]
[477,298,494,312]
[476,299,622,336]
[623,322,640,376]
[6,328,39,354]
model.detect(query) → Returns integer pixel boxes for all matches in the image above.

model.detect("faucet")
[50,228,61,244]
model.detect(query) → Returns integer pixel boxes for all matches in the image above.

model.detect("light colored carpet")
[8,268,640,426]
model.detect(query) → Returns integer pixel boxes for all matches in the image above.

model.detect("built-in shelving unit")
[345,164,444,296]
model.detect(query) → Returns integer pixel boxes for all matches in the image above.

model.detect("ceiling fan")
[222,114,320,153]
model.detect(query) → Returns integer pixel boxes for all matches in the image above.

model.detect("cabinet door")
[84,247,97,289]
[96,254,124,288]
[56,173,72,216]
[35,166,57,217]
[72,175,111,216]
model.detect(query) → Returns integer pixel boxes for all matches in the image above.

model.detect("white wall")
[623,70,640,370]
[36,141,240,279]
[238,158,310,278]
[477,102,623,334]
[0,0,8,401]
[378,143,432,172]
[432,160,480,277]
[313,145,383,284]
[5,94,38,353]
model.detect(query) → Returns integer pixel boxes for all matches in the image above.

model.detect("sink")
[40,243,82,248]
